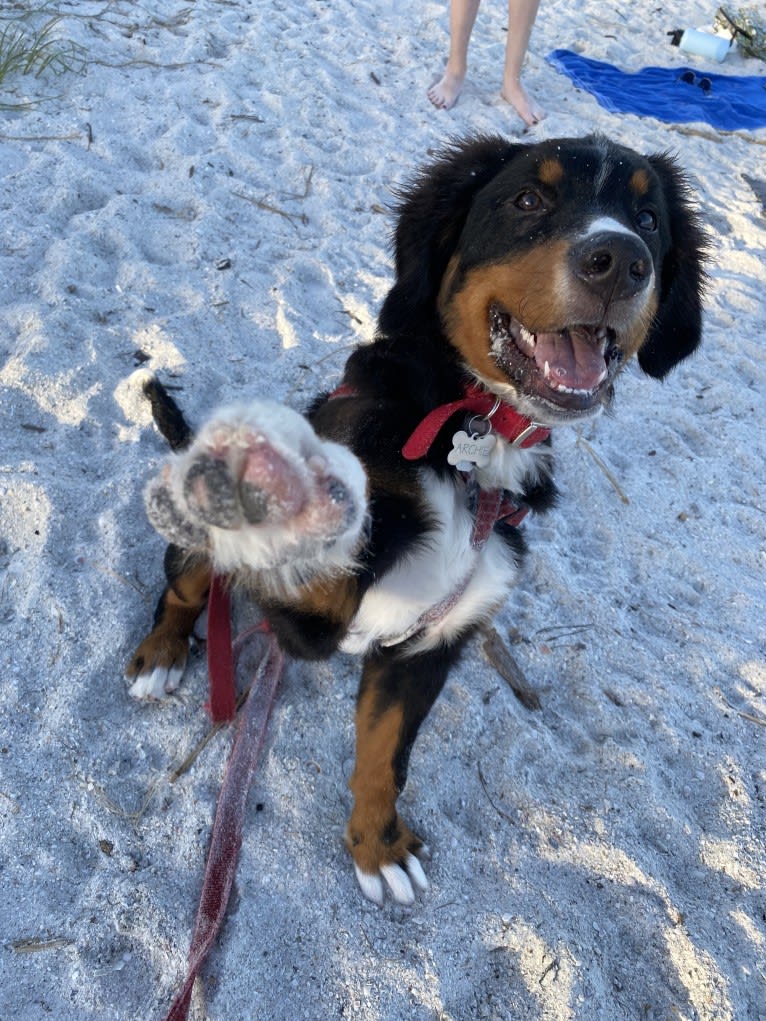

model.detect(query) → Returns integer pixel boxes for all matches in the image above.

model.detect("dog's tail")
[142,375,194,451]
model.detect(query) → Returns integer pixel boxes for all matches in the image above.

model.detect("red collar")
[401,384,550,461]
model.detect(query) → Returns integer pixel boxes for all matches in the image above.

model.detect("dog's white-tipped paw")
[354,853,429,906]
[380,863,416,905]
[354,865,385,906]
[403,852,429,892]
[128,664,184,700]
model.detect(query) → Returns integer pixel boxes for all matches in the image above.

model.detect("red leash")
[163,581,284,1021]
[205,574,237,723]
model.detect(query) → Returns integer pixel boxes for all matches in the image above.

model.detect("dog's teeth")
[520,325,536,349]
[595,327,609,347]
[543,360,551,379]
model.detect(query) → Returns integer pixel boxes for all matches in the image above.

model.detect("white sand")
[1,1,764,1018]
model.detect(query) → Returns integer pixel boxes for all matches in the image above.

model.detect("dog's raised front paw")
[144,401,367,580]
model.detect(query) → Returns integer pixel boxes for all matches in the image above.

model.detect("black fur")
[639,152,709,377]
[142,377,194,451]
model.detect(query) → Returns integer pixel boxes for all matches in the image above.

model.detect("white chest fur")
[341,441,550,655]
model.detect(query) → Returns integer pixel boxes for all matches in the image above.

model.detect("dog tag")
[447,429,496,471]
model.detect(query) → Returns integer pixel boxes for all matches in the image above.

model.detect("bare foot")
[427,69,466,110]
[500,77,545,126]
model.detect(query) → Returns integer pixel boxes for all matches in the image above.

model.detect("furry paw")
[345,815,429,906]
[144,401,367,585]
[125,632,188,700]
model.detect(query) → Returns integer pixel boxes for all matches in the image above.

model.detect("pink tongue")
[533,330,607,391]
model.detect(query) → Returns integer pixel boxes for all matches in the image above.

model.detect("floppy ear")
[378,136,522,336]
[637,153,709,379]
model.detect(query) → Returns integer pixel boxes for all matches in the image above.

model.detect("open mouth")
[489,303,623,413]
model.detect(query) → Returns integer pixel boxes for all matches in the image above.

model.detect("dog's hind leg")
[345,641,464,905]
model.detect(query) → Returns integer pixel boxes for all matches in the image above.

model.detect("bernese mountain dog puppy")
[126,135,707,906]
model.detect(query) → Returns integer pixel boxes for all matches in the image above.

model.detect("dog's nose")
[570,231,652,303]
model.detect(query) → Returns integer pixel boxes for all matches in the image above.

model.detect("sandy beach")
[0,1,764,1018]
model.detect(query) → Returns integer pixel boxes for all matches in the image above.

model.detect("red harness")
[333,381,549,533]
[401,382,550,458]
[329,381,551,647]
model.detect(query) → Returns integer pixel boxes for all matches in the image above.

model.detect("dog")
[126,134,707,906]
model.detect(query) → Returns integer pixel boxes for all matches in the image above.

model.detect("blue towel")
[547,48,766,131]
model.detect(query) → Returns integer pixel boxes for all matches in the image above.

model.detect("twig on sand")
[84,559,149,600]
[670,123,766,149]
[231,166,314,228]
[0,131,80,141]
[533,622,596,645]
[722,697,766,728]
[480,624,541,710]
[168,688,250,783]
[231,190,307,228]
[576,433,630,504]
[91,58,219,71]
[10,937,74,954]
[285,342,354,402]
[283,164,314,201]
[90,774,163,827]
[477,761,515,826]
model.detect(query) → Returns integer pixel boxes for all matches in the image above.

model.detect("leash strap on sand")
[163,608,284,1021]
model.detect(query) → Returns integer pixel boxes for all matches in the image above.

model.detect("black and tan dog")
[126,135,707,905]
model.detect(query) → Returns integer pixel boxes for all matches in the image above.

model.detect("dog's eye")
[514,190,543,212]
[636,208,657,232]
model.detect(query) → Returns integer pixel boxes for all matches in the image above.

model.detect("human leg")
[427,0,482,110]
[500,0,544,125]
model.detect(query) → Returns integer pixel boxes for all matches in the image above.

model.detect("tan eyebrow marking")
[538,158,564,186]
[630,168,650,197]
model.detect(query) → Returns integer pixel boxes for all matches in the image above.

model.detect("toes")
[353,852,429,906]
[380,863,415,905]
[125,633,189,700]
[404,852,429,893]
[238,479,270,524]
[128,664,184,700]
[184,455,242,529]
[323,477,355,527]
[144,476,210,549]
[354,865,385,906]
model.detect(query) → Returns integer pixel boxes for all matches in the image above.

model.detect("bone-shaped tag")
[447,429,496,470]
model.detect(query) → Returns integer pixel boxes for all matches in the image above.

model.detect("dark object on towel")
[547,49,766,131]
